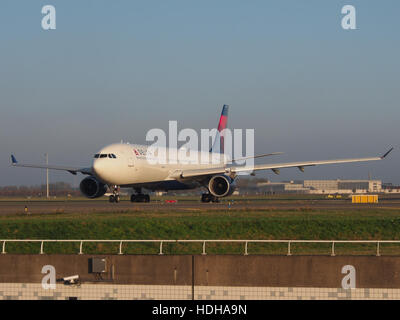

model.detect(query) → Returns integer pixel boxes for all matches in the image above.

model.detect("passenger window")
[112,154,117,158]
[108,154,112,158]
[94,154,100,158]
[100,154,107,158]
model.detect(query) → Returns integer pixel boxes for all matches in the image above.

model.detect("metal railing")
[1,239,400,256]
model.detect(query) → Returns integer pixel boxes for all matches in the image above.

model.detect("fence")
[1,239,400,256]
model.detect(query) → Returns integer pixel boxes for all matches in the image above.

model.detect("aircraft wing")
[10,155,92,175]
[177,148,393,179]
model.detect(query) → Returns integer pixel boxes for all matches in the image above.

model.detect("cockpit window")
[95,153,117,159]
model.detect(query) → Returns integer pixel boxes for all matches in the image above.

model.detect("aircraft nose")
[92,159,106,179]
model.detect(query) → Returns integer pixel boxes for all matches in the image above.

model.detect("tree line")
[0,182,80,197]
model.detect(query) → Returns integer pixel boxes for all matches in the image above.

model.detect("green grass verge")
[1,208,400,255]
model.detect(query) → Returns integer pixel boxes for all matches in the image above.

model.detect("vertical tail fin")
[210,104,229,154]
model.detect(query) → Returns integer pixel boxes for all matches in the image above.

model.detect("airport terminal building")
[256,179,385,194]
[304,180,382,194]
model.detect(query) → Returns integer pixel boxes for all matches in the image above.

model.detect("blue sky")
[1,0,399,186]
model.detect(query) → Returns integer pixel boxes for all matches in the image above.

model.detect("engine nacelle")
[208,175,236,198]
[79,176,107,199]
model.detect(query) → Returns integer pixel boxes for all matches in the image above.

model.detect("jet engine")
[79,176,107,199]
[208,175,236,198]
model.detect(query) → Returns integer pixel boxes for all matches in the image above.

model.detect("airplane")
[10,105,393,203]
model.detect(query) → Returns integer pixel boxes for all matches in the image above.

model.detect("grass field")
[1,205,400,255]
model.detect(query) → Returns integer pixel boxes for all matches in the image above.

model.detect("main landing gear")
[201,193,220,203]
[130,188,150,203]
[109,185,120,203]
[130,194,150,203]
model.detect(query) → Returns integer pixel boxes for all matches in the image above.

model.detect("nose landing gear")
[109,185,120,203]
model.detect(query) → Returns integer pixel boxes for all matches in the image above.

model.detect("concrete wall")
[1,254,400,289]
[0,255,192,285]
[195,255,400,288]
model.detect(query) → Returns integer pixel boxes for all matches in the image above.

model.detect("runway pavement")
[1,198,400,215]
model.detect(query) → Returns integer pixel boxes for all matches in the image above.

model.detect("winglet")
[11,155,18,165]
[381,147,394,159]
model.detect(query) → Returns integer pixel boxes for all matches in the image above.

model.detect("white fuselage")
[92,143,228,187]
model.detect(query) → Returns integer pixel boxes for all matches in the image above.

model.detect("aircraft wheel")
[201,194,212,203]
[212,196,220,203]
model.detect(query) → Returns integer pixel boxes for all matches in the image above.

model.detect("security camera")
[62,275,79,284]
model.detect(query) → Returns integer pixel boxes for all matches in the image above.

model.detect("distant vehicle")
[327,194,342,199]
[165,200,178,204]
[11,105,393,204]
[352,194,378,203]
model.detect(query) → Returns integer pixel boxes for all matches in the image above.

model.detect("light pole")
[45,153,49,199]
